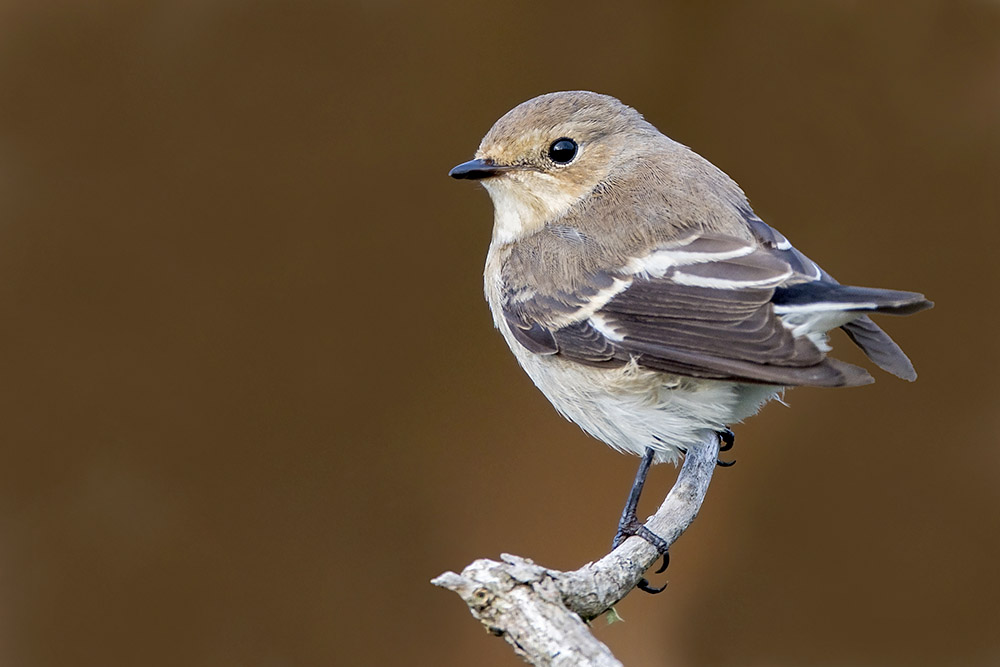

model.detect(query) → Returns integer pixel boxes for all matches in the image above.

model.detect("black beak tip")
[449,158,502,180]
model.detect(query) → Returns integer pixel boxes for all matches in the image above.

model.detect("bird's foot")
[612,513,670,594]
[717,428,736,466]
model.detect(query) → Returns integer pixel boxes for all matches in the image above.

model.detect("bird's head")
[450,91,664,244]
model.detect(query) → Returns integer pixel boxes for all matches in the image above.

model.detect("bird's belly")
[507,336,781,463]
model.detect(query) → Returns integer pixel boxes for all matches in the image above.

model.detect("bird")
[449,91,931,583]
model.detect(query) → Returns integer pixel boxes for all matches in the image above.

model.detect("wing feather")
[502,235,873,387]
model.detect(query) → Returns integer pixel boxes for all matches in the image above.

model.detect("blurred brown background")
[0,1,996,665]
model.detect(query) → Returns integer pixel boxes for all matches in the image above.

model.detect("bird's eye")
[548,138,578,164]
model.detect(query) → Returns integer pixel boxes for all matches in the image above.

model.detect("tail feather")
[842,315,918,381]
[772,282,933,315]
[771,280,932,381]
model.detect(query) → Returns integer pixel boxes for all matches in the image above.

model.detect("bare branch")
[432,434,720,665]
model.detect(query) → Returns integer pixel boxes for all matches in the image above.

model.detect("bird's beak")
[448,158,513,180]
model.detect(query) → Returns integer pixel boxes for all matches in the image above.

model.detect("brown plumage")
[452,91,932,462]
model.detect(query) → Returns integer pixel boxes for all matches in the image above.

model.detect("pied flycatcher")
[449,91,931,569]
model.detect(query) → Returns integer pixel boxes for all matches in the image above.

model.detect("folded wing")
[503,234,891,387]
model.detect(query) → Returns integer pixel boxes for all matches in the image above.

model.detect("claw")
[637,577,668,594]
[717,429,736,465]
[654,551,670,574]
[718,428,735,452]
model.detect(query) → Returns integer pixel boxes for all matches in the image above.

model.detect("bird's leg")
[612,446,670,594]
[717,428,736,467]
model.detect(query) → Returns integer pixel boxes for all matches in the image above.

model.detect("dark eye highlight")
[548,138,578,164]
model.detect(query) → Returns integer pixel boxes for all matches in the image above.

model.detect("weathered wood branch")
[432,434,720,666]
